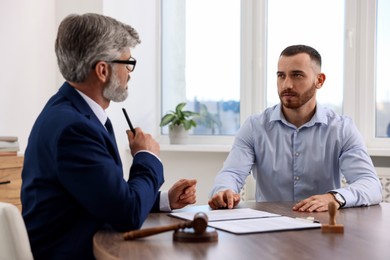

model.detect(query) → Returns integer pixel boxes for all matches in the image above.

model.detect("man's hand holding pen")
[122,108,197,210]
[123,108,160,157]
[126,128,160,157]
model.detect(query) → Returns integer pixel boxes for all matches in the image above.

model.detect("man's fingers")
[208,199,219,209]
[175,179,197,190]
[179,188,196,200]
[216,195,227,208]
[208,190,241,210]
[293,194,336,212]
[179,194,196,204]
[209,192,228,209]
[225,190,236,209]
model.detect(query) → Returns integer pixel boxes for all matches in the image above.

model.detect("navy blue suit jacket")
[21,82,164,259]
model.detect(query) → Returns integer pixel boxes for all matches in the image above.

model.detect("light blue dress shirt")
[210,103,382,207]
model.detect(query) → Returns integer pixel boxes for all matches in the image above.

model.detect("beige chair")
[0,202,33,260]
[240,173,256,202]
[379,177,390,203]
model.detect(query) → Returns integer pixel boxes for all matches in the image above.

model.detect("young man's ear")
[316,73,326,89]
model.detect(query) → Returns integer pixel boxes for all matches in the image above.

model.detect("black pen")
[122,108,136,135]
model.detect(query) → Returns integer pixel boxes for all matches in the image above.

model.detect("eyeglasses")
[109,57,137,72]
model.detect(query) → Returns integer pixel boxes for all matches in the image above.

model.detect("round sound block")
[173,228,218,243]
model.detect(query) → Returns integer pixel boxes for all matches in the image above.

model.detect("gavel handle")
[328,201,337,226]
[123,221,192,240]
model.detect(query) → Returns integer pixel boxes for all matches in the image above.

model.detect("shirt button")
[294,176,300,181]
[295,152,299,157]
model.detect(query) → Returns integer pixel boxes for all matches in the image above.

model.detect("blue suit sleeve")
[57,123,164,231]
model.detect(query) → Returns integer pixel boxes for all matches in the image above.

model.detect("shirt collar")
[270,103,328,128]
[310,103,328,125]
[75,89,107,126]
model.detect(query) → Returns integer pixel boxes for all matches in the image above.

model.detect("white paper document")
[169,207,321,234]
[208,216,321,234]
[169,208,280,222]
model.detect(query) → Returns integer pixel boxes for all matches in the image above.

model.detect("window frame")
[157,0,390,156]
[344,0,390,156]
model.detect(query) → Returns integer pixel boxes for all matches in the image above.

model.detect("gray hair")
[55,13,141,83]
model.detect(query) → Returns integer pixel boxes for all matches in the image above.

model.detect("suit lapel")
[58,82,121,164]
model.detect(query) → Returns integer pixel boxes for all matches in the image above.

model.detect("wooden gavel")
[123,212,208,240]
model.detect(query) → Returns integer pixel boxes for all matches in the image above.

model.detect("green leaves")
[160,114,176,127]
[160,102,198,130]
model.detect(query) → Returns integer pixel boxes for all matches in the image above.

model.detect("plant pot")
[169,125,189,144]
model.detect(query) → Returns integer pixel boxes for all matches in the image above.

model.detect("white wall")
[0,0,56,152]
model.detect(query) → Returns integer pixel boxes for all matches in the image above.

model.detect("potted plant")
[160,102,198,144]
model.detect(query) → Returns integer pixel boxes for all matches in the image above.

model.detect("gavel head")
[192,212,208,234]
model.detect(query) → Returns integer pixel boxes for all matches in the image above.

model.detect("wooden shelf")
[0,156,24,211]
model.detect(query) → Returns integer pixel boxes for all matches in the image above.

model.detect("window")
[376,0,390,137]
[161,0,240,136]
[160,0,390,155]
[266,0,344,114]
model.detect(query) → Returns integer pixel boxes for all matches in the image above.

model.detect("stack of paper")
[0,136,19,156]
[169,208,321,234]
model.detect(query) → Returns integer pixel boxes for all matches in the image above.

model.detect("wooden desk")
[93,202,390,260]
